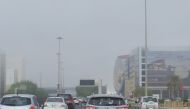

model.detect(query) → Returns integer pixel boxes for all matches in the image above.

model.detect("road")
[75,104,83,109]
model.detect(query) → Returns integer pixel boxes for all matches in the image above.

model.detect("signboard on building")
[80,80,95,86]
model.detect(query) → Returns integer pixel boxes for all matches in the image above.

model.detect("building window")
[142,49,146,56]
[142,83,145,87]
[142,70,145,75]
[142,64,146,69]
[142,77,145,82]
[142,58,146,63]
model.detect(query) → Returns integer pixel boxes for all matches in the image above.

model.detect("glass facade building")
[114,47,190,98]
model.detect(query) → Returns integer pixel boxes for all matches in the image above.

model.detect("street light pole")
[39,72,42,88]
[57,37,63,93]
[145,0,148,96]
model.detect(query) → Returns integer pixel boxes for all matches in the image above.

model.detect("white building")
[6,55,26,90]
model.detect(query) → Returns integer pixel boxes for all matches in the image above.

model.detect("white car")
[43,97,68,109]
[0,94,40,109]
[73,97,80,105]
[138,96,159,109]
[85,94,128,109]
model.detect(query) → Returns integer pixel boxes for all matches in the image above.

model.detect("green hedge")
[76,86,98,97]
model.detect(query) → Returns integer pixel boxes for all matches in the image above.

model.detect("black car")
[57,93,75,109]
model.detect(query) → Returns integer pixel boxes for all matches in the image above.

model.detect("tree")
[76,86,98,97]
[7,80,48,105]
[133,86,152,97]
[167,75,181,99]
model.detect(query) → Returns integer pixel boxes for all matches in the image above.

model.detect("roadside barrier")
[164,101,190,109]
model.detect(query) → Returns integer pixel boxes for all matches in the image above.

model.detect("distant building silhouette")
[0,51,6,97]
[6,55,26,90]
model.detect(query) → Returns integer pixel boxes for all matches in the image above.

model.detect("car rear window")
[46,98,63,102]
[88,97,125,106]
[1,97,31,106]
[57,94,72,100]
[143,97,157,102]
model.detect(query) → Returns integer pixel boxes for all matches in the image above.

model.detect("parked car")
[43,97,68,109]
[85,94,128,109]
[57,93,74,109]
[0,94,40,109]
[137,96,159,109]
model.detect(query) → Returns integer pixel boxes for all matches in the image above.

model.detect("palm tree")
[167,75,181,99]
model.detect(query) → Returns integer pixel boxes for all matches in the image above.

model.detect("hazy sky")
[0,0,190,91]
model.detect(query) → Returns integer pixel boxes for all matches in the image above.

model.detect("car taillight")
[29,105,36,109]
[85,106,96,109]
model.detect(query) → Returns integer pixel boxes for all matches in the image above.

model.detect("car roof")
[47,97,63,99]
[2,94,35,98]
[57,93,72,96]
[57,93,72,95]
[89,94,124,99]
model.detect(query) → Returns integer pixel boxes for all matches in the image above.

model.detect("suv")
[57,93,74,109]
[138,96,159,109]
[85,94,128,109]
[43,97,68,109]
[0,94,40,109]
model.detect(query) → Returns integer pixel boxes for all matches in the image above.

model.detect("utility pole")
[39,72,42,88]
[57,37,63,93]
[144,0,148,96]
[98,79,102,94]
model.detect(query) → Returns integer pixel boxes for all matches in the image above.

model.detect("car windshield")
[88,97,125,106]
[143,97,157,102]
[46,98,63,102]
[1,97,31,106]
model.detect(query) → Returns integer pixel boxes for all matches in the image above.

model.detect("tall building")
[114,47,190,98]
[113,55,128,96]
[6,55,26,90]
[0,51,6,97]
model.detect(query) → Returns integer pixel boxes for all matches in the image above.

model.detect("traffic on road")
[1,1,190,109]
[0,92,165,109]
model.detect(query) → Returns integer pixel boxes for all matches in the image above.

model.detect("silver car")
[85,94,128,109]
[138,96,159,109]
[0,94,40,109]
